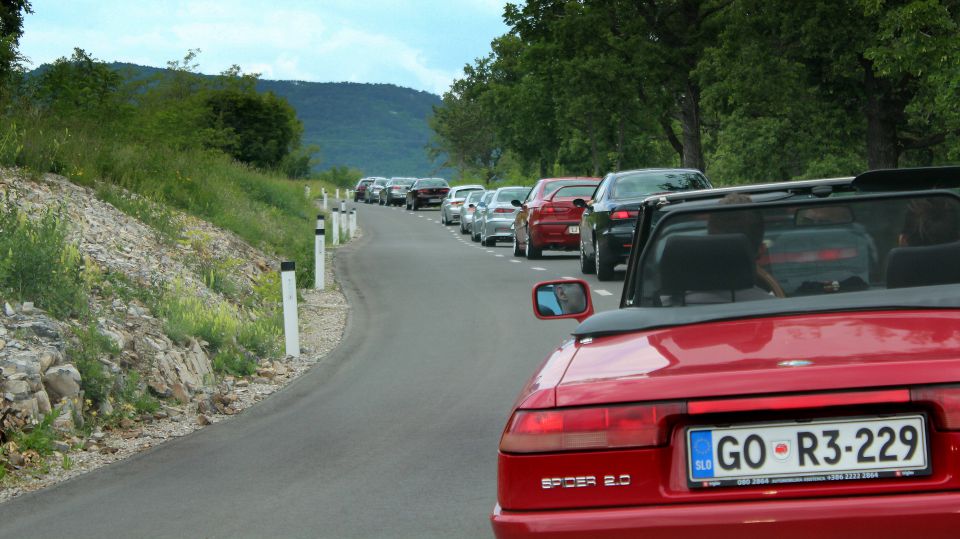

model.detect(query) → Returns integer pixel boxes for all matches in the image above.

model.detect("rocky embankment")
[0,171,349,501]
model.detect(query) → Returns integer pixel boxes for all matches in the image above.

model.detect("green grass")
[10,412,59,457]
[0,198,87,318]
[94,183,182,244]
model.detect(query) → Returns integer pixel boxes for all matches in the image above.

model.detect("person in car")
[705,193,784,299]
[899,198,960,246]
[554,283,586,314]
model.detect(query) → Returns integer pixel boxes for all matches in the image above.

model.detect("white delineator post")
[280,261,300,357]
[304,185,311,199]
[335,188,340,200]
[349,208,357,238]
[331,210,340,246]
[315,215,325,290]
[322,191,328,211]
[339,202,348,239]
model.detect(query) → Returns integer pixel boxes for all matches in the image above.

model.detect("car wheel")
[580,238,596,274]
[513,234,524,257]
[460,221,467,234]
[525,229,542,259]
[472,226,480,242]
[412,200,418,211]
[441,211,447,225]
[595,240,615,281]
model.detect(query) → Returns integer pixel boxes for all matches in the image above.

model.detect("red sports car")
[493,167,960,539]
[512,177,600,259]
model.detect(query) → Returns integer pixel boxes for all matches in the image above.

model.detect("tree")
[0,0,32,101]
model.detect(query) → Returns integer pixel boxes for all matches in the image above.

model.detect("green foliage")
[205,88,303,169]
[0,198,86,317]
[212,345,258,377]
[316,165,363,188]
[68,323,120,408]
[10,411,58,457]
[61,453,73,470]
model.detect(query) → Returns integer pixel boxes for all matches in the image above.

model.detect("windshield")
[373,179,389,186]
[544,180,597,197]
[418,179,448,188]
[481,192,495,205]
[552,185,597,198]
[496,189,527,202]
[452,188,481,199]
[612,171,709,200]
[465,191,485,203]
[634,192,960,307]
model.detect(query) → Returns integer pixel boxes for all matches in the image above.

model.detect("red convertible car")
[492,167,960,538]
[511,177,600,259]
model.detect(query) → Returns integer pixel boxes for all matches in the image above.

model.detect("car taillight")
[500,402,685,453]
[611,210,638,220]
[391,186,401,191]
[440,188,449,194]
[452,201,463,206]
[494,208,513,213]
[541,205,570,214]
[760,247,859,265]
[912,385,960,430]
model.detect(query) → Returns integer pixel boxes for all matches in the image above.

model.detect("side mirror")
[510,199,522,207]
[532,279,594,323]
[573,198,588,209]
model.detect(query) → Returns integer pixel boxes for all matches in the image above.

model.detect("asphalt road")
[0,202,622,539]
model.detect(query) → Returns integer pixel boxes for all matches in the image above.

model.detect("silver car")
[471,191,496,242]
[365,177,389,204]
[459,190,486,235]
[440,185,484,225]
[476,186,528,247]
[381,177,416,206]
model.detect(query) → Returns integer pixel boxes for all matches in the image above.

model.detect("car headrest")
[886,241,960,289]
[660,234,756,293]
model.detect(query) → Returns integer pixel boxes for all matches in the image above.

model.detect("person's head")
[554,283,586,314]
[707,193,765,255]
[899,198,960,247]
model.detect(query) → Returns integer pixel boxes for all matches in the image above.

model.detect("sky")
[20,0,512,95]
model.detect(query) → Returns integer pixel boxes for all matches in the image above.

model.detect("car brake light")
[911,385,960,430]
[541,205,570,214]
[760,247,859,265]
[500,402,685,453]
[689,389,910,415]
[494,208,513,213]
[610,210,638,220]
[452,201,463,206]
[391,186,400,191]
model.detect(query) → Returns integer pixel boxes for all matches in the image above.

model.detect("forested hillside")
[95,63,442,176]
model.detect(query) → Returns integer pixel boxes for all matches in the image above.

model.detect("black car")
[406,178,450,210]
[577,168,712,280]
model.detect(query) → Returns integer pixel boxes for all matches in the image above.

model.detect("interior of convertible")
[636,192,960,307]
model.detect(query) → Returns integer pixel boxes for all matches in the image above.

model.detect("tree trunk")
[659,116,684,163]
[678,80,706,172]
[861,57,901,170]
[615,112,625,172]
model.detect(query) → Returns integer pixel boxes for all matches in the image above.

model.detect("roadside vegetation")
[431,1,960,185]
[0,2,338,481]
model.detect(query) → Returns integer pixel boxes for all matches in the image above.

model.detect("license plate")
[567,226,580,234]
[686,414,929,488]
[430,198,440,203]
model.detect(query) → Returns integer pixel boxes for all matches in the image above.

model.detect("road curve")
[0,203,622,539]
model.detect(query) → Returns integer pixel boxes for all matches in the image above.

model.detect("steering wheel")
[756,267,786,298]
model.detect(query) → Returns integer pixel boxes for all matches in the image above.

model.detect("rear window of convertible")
[634,192,960,307]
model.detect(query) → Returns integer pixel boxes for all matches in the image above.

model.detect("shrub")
[157,281,238,351]
[212,345,257,377]
[68,323,119,408]
[10,412,59,457]
[0,198,86,317]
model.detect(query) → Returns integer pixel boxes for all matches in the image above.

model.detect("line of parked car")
[357,169,713,281]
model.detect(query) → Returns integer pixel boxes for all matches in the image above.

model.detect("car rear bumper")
[483,219,516,240]
[491,491,960,539]
[530,221,580,250]
[598,226,634,262]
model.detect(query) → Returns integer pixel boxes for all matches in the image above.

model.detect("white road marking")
[562,276,577,280]
[486,250,494,253]
[595,289,614,296]
[496,254,504,258]
[509,259,521,263]
[531,267,546,271]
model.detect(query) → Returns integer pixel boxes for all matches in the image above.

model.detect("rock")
[274,363,288,377]
[51,440,70,452]
[38,350,59,371]
[96,321,126,352]
[83,440,99,451]
[3,379,31,399]
[4,302,15,316]
[99,399,114,416]
[91,429,105,442]
[256,367,276,379]
[120,428,142,439]
[21,318,60,339]
[235,379,249,388]
[197,414,212,426]
[99,445,119,455]
[170,382,190,403]
[252,377,270,384]
[0,325,6,336]
[52,407,77,432]
[21,301,35,314]
[147,380,172,398]
[118,418,134,429]
[10,398,38,420]
[7,450,24,466]
[0,339,5,351]
[43,364,82,402]
[35,390,52,415]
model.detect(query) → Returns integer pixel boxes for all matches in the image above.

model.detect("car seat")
[659,234,757,304]
[885,241,960,288]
